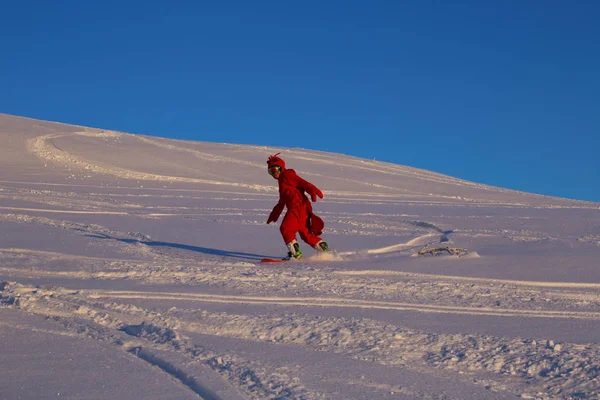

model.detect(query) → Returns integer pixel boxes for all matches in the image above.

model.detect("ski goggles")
[268,165,281,176]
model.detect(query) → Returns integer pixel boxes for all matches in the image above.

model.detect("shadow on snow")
[85,234,269,261]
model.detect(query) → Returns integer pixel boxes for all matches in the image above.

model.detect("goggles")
[268,165,282,176]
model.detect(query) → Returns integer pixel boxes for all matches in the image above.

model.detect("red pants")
[280,209,321,248]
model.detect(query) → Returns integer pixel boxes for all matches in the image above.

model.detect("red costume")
[266,154,325,248]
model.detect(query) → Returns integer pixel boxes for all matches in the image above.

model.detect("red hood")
[267,153,286,171]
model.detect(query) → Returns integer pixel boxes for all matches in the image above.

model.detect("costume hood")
[267,153,286,171]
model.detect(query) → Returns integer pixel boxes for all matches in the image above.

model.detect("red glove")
[309,188,324,202]
[267,212,278,224]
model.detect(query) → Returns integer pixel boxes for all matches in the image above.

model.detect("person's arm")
[293,172,323,202]
[267,198,285,224]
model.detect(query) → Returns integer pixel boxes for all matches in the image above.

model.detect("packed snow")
[1,113,599,399]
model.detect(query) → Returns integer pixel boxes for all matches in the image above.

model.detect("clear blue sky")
[1,1,599,202]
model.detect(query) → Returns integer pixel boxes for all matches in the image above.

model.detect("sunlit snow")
[1,113,599,399]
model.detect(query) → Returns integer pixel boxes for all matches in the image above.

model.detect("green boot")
[286,240,302,259]
[316,241,330,252]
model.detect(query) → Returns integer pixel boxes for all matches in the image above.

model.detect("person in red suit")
[266,153,330,259]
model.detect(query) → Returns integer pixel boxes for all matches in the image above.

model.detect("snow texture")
[1,113,599,399]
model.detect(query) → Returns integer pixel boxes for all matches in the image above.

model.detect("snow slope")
[1,113,599,399]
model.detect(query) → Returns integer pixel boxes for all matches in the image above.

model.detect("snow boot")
[315,241,330,252]
[286,240,302,260]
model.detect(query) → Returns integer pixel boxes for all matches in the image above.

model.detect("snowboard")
[261,257,292,263]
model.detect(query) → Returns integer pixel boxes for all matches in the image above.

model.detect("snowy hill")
[1,113,599,399]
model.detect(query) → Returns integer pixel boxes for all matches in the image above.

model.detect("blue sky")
[1,1,599,202]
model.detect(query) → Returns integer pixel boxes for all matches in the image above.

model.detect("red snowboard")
[261,258,291,263]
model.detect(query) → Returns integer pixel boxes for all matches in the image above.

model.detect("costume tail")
[310,214,325,236]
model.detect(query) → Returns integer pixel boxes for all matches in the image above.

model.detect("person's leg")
[298,229,322,248]
[280,212,303,258]
[280,212,299,245]
[298,213,322,248]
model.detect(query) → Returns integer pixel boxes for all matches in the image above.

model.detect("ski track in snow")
[1,115,600,399]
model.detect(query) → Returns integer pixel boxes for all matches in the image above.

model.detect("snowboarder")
[266,153,330,260]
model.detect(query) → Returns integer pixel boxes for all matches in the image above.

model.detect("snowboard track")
[2,280,600,399]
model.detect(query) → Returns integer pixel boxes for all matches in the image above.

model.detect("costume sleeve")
[267,199,285,224]
[293,172,324,202]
